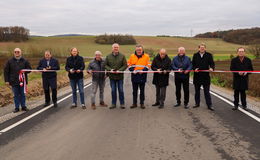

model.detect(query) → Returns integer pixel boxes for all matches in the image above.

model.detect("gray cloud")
[0,0,259,36]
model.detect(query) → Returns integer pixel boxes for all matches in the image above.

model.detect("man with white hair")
[4,48,32,113]
[87,51,108,110]
[171,47,192,109]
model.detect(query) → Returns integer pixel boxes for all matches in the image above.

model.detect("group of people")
[4,43,254,113]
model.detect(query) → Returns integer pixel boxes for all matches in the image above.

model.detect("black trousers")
[132,82,145,105]
[175,78,189,105]
[45,89,57,104]
[194,84,212,107]
[155,85,167,105]
[234,89,247,107]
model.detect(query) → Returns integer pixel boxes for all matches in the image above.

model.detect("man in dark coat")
[192,43,215,111]
[65,47,86,109]
[151,48,171,108]
[87,51,108,110]
[37,50,60,107]
[4,48,31,113]
[171,47,192,109]
[230,47,253,111]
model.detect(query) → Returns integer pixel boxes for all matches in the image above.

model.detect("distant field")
[0,36,253,60]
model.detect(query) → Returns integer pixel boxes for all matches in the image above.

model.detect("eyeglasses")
[14,51,20,53]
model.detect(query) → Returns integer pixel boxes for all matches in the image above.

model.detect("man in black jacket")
[65,47,86,109]
[230,47,253,111]
[151,48,171,108]
[4,48,32,113]
[37,50,60,107]
[192,43,215,111]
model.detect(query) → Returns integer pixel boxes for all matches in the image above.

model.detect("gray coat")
[87,58,106,81]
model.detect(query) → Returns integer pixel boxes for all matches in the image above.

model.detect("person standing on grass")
[230,47,253,111]
[87,51,108,110]
[171,47,192,109]
[65,47,86,109]
[192,43,215,111]
[128,44,150,109]
[4,48,32,113]
[151,48,171,109]
[104,43,127,109]
[37,50,60,108]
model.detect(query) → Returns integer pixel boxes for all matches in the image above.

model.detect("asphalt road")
[0,74,259,160]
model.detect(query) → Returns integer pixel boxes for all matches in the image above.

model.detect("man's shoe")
[82,104,86,109]
[130,104,137,109]
[158,105,164,109]
[100,102,108,107]
[109,105,116,109]
[120,105,125,109]
[21,107,29,111]
[44,102,50,107]
[232,106,238,111]
[243,106,249,111]
[184,104,189,109]
[70,103,77,109]
[140,104,145,109]
[208,105,214,111]
[53,103,58,108]
[91,104,96,110]
[193,104,200,108]
[13,108,19,113]
[152,102,160,106]
[174,103,181,107]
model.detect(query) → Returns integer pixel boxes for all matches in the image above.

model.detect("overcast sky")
[0,0,259,36]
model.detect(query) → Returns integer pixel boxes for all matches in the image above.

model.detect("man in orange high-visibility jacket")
[128,44,150,109]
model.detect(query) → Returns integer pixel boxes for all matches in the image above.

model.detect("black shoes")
[207,105,214,111]
[44,102,50,107]
[120,105,125,109]
[70,103,77,109]
[13,108,19,113]
[53,103,58,108]
[232,106,238,111]
[21,107,29,111]
[152,102,160,106]
[158,105,164,109]
[140,104,145,109]
[184,104,189,109]
[174,103,181,107]
[109,105,116,109]
[193,104,200,108]
[243,106,249,111]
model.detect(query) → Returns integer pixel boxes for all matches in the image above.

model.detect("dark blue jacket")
[171,55,192,79]
[37,58,60,78]
[65,55,85,80]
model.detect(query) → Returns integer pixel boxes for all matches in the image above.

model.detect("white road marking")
[0,83,92,134]
[170,73,260,123]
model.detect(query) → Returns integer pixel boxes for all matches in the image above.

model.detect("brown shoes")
[91,104,96,110]
[100,102,108,107]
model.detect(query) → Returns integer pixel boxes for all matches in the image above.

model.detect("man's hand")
[209,68,213,72]
[87,70,92,74]
[239,72,243,76]
[5,82,10,86]
[184,70,189,74]
[157,69,162,74]
[43,68,47,72]
[243,72,247,76]
[195,68,199,73]
[163,70,167,74]
[76,70,81,73]
[70,69,75,74]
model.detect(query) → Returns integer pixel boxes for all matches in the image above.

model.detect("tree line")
[95,34,136,45]
[195,27,260,45]
[0,26,30,42]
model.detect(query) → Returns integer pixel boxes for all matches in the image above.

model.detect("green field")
[0,36,253,60]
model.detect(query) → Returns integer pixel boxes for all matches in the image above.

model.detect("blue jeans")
[70,78,85,105]
[12,85,26,109]
[110,79,124,105]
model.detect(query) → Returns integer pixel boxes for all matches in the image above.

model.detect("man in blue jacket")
[171,47,192,109]
[37,50,60,107]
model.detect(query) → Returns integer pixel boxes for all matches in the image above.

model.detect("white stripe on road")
[170,73,260,123]
[0,83,92,134]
